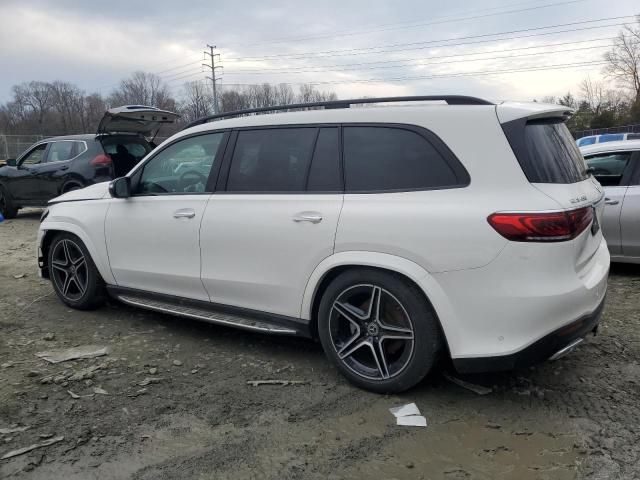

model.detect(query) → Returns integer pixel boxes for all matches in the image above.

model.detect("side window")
[20,143,47,165]
[343,126,460,192]
[307,128,341,191]
[48,141,75,162]
[137,133,224,195]
[585,152,632,187]
[227,128,316,192]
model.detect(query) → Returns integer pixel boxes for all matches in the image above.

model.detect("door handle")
[59,166,69,171]
[604,198,619,206]
[173,209,196,219]
[293,212,323,224]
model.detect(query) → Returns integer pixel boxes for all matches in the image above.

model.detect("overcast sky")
[0,0,637,103]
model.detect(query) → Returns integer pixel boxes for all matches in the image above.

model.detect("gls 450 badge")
[570,194,588,204]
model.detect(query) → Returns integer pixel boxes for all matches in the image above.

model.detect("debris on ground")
[93,387,108,395]
[1,436,64,460]
[13,274,26,279]
[138,377,163,386]
[67,390,81,399]
[0,426,29,434]
[172,360,183,366]
[443,372,493,395]
[148,367,158,375]
[43,332,55,341]
[389,402,427,427]
[247,380,309,386]
[35,345,109,364]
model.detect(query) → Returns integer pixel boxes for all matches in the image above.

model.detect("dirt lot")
[0,209,638,480]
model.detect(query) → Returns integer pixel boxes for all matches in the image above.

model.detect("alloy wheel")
[329,284,415,381]
[50,239,88,301]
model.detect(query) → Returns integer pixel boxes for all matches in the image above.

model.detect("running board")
[110,288,305,336]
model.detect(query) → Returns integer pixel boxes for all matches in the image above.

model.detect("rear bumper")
[453,296,605,373]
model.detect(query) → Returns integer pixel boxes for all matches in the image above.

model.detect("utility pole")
[203,45,223,114]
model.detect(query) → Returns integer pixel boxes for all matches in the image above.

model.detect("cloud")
[0,0,636,102]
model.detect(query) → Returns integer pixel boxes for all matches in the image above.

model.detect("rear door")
[584,151,635,255]
[620,152,640,258]
[199,126,343,317]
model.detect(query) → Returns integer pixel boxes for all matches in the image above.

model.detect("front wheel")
[318,269,442,393]
[0,185,18,219]
[48,233,105,310]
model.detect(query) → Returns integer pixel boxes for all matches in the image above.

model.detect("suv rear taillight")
[487,206,593,242]
[90,154,112,166]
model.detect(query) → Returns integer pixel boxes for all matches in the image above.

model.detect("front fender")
[39,200,114,285]
[300,251,461,353]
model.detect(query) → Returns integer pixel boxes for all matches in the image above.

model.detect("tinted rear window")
[504,119,588,184]
[343,126,462,192]
[599,134,624,143]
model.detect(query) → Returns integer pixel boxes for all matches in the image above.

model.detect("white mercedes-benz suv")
[37,96,609,393]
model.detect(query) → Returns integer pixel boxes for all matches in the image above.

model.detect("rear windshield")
[503,119,588,184]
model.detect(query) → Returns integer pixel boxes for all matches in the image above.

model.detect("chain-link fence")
[0,134,52,161]
[0,134,175,162]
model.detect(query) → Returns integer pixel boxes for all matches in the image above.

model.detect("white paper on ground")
[389,402,421,418]
[396,415,427,427]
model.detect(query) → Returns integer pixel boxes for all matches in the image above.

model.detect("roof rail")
[183,95,493,129]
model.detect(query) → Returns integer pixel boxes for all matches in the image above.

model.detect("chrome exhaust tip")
[549,338,584,361]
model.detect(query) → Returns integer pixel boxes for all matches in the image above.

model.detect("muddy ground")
[0,209,638,480]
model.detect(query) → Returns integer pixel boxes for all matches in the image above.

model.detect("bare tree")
[180,81,213,123]
[604,17,640,101]
[109,72,176,110]
[12,81,53,126]
[580,76,606,115]
[50,81,85,133]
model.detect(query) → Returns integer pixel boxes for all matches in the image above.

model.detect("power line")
[224,15,635,61]
[224,38,614,75]
[227,0,587,48]
[161,60,608,90]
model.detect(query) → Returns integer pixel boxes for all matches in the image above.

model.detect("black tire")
[317,269,442,393]
[0,185,18,219]
[48,233,105,310]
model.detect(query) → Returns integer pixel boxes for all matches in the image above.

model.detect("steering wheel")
[178,170,208,192]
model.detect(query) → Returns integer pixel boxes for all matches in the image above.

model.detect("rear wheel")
[48,233,105,310]
[317,269,442,393]
[0,185,18,219]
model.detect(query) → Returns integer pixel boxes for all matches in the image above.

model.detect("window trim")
[46,140,88,164]
[215,122,469,194]
[128,130,230,197]
[584,150,636,187]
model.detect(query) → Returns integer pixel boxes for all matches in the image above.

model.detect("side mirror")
[6,158,16,167]
[109,177,131,198]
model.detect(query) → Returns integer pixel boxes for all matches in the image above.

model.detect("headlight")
[40,208,49,223]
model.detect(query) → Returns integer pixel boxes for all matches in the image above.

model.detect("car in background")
[0,106,178,219]
[576,132,640,147]
[581,139,640,263]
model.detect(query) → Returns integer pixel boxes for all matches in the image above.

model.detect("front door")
[200,127,344,318]
[105,132,227,301]
[11,142,49,203]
